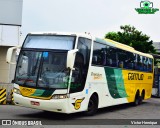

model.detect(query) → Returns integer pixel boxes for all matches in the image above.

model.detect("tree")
[105,25,156,53]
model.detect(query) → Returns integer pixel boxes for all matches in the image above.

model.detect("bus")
[152,65,160,97]
[151,54,160,97]
[6,32,154,115]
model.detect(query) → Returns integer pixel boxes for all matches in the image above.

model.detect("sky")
[21,0,160,42]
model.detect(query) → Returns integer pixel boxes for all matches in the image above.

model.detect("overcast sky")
[21,0,160,42]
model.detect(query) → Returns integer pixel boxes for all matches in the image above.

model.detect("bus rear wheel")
[133,93,141,106]
[85,95,98,116]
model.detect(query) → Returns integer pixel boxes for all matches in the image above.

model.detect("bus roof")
[28,32,153,59]
[103,38,153,58]
[28,32,93,39]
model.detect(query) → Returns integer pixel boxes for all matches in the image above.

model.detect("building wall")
[153,42,160,53]
[0,25,21,85]
[0,25,20,46]
[9,49,16,83]
[0,0,22,85]
[0,46,9,83]
[0,46,16,83]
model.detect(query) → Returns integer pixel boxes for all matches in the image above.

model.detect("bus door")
[69,37,91,111]
[152,66,160,97]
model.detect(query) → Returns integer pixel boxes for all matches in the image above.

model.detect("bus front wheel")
[85,95,98,116]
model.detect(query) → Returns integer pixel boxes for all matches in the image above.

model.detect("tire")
[85,95,98,116]
[141,91,145,100]
[139,96,143,104]
[133,94,141,106]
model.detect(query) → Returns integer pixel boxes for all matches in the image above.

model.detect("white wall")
[0,25,20,83]
[0,25,20,46]
[0,46,16,83]
[0,0,22,84]
[0,47,10,83]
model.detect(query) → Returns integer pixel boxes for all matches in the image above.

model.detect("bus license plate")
[31,101,40,106]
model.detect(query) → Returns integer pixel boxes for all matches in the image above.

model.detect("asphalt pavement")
[0,98,160,128]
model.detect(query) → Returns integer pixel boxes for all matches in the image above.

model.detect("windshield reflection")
[15,51,69,89]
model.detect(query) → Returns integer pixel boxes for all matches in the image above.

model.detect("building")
[0,26,21,84]
[0,0,23,85]
[152,42,160,54]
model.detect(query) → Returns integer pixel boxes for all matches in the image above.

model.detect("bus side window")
[105,46,112,66]
[92,42,106,66]
[92,50,103,65]
[146,58,149,72]
[117,49,127,69]
[97,50,103,65]
[101,49,107,65]
[126,52,135,70]
[143,57,147,71]
[148,58,153,72]
[137,55,143,71]
[92,55,98,64]
[108,47,117,67]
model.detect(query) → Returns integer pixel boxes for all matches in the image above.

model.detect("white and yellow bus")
[7,32,154,115]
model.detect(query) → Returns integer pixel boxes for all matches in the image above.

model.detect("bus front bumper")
[13,93,70,113]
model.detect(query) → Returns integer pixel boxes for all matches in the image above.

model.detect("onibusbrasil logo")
[135,1,159,14]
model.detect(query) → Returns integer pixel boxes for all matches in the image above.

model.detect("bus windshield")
[23,35,75,50]
[15,51,69,89]
[15,35,76,89]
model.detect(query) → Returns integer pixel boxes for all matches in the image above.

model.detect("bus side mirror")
[6,46,21,64]
[66,49,78,70]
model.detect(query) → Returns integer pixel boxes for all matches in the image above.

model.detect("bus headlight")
[52,94,68,99]
[13,88,21,95]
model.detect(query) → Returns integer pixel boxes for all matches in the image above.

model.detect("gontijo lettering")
[128,73,144,80]
[22,88,33,92]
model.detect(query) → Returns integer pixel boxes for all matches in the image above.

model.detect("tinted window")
[125,52,136,70]
[117,49,127,68]
[136,55,143,71]
[70,37,91,93]
[106,47,118,67]
[148,58,153,72]
[143,56,147,71]
[91,42,153,73]
[92,42,106,65]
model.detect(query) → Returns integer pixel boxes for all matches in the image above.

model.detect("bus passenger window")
[92,42,106,66]
[148,58,153,72]
[143,57,147,71]
[125,52,135,70]
[101,49,107,65]
[107,59,113,66]
[92,51,103,65]
[92,55,98,64]
[119,61,124,68]
[137,55,143,71]
[146,58,150,72]
[107,47,117,67]
[105,46,111,66]
[117,49,127,69]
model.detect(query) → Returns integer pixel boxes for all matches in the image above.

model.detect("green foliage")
[105,25,156,53]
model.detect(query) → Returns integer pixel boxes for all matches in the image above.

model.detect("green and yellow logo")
[72,98,85,110]
[135,1,159,14]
